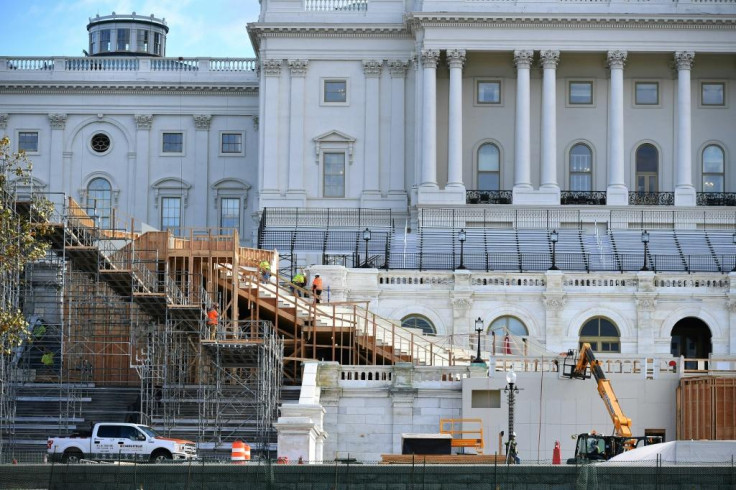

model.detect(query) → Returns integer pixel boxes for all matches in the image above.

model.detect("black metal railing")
[560,191,607,206]
[466,190,513,205]
[696,192,736,207]
[379,252,736,273]
[629,192,674,206]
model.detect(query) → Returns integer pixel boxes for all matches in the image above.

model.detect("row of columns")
[418,49,697,206]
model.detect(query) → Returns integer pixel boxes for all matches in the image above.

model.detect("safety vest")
[207,309,219,325]
[293,273,305,284]
[312,277,323,290]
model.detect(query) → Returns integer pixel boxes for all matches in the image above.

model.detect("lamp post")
[362,228,371,268]
[549,229,559,270]
[457,228,467,270]
[504,370,520,464]
[732,232,736,272]
[641,230,650,271]
[472,317,483,363]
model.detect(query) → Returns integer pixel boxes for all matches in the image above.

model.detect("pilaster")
[193,114,212,226]
[387,60,408,203]
[287,59,308,204]
[362,59,383,206]
[134,115,153,222]
[48,113,66,195]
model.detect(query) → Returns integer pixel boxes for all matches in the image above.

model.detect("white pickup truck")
[47,422,197,463]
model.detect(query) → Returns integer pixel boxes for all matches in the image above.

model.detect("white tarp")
[606,440,736,464]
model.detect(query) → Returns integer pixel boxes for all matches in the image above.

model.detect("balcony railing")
[696,192,736,207]
[629,192,674,206]
[3,57,257,73]
[560,191,606,206]
[466,190,512,205]
[304,0,368,11]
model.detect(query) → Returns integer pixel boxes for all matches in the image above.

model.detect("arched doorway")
[670,317,712,360]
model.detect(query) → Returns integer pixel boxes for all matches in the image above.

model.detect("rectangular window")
[569,81,593,105]
[477,81,501,104]
[89,33,95,55]
[100,30,111,52]
[221,133,243,154]
[702,82,725,106]
[161,197,181,235]
[137,30,149,52]
[471,390,501,409]
[323,152,345,198]
[635,82,659,105]
[153,33,162,55]
[323,80,347,103]
[18,131,39,153]
[96,425,120,438]
[116,29,130,51]
[220,198,240,233]
[162,132,183,153]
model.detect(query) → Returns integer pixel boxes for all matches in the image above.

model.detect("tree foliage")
[0,136,53,351]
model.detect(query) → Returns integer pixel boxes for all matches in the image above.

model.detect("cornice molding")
[407,13,736,30]
[0,83,258,95]
[250,23,409,40]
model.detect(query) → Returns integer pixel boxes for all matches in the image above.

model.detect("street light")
[362,228,371,268]
[504,370,520,464]
[472,317,484,363]
[549,229,559,271]
[456,229,467,270]
[641,230,650,271]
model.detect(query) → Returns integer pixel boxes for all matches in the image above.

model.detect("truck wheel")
[62,449,83,464]
[150,450,172,464]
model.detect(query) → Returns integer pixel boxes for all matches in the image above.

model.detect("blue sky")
[1,0,261,58]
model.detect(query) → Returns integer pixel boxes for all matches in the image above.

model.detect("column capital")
[607,50,628,69]
[134,114,153,130]
[514,50,534,69]
[260,58,282,76]
[48,113,67,130]
[674,51,695,71]
[193,114,212,130]
[0,113,8,129]
[362,59,383,77]
[288,59,309,77]
[387,59,409,78]
[446,49,466,69]
[420,49,440,69]
[540,50,560,69]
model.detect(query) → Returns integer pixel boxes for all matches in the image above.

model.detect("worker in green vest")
[291,270,306,297]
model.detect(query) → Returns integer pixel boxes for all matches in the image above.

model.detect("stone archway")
[670,317,712,360]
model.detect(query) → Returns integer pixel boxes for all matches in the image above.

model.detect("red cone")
[552,441,561,465]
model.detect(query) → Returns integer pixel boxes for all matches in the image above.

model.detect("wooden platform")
[380,454,506,464]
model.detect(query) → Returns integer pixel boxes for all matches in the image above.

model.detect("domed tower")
[87,12,169,57]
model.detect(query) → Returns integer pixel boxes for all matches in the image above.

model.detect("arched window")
[569,144,592,191]
[489,316,528,355]
[401,315,436,336]
[635,144,658,193]
[478,143,500,191]
[579,317,620,353]
[702,145,725,193]
[86,178,112,229]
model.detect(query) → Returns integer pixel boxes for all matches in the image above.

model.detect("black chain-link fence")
[0,456,734,489]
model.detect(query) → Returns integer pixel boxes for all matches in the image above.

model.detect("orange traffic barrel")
[277,456,289,464]
[243,443,251,461]
[231,440,246,464]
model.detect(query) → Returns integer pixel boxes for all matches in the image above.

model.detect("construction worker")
[311,274,323,304]
[41,349,54,367]
[292,270,306,297]
[259,259,271,284]
[207,304,219,340]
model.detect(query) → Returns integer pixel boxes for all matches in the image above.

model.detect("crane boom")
[565,343,633,438]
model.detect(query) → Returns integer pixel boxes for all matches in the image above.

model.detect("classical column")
[260,59,282,194]
[134,114,152,221]
[446,49,466,189]
[388,60,408,198]
[193,114,212,226]
[48,113,67,195]
[606,50,628,205]
[287,59,308,198]
[675,51,696,206]
[362,60,382,198]
[420,49,440,189]
[513,50,533,194]
[540,50,560,193]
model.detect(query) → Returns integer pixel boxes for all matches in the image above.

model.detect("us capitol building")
[2,0,736,462]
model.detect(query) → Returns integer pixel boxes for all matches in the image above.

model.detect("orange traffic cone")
[231,441,246,464]
[552,440,561,465]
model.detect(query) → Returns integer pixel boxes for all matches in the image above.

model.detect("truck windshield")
[138,426,161,438]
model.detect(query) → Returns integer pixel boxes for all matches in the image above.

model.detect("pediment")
[313,130,356,144]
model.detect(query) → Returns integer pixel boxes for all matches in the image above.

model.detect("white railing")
[304,0,368,11]
[210,58,257,71]
[6,58,53,70]
[2,57,257,73]
[151,58,199,71]
[66,57,139,71]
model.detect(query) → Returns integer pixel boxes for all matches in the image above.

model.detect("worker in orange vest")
[311,274,323,304]
[207,304,219,339]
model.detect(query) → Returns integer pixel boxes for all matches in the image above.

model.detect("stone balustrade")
[2,57,257,73]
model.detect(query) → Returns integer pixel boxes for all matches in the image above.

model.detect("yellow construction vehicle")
[561,343,662,463]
